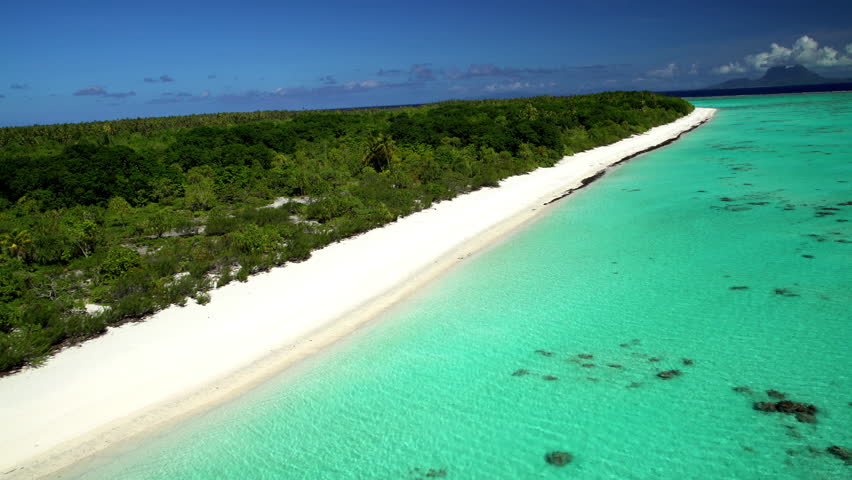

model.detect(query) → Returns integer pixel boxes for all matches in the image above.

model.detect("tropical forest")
[0,91,693,373]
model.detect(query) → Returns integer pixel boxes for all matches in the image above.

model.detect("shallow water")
[67,93,851,479]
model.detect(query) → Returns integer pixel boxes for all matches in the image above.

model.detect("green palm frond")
[363,133,395,172]
[0,229,32,260]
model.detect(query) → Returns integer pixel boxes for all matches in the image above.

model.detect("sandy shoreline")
[0,107,716,479]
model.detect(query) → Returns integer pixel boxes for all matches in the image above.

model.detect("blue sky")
[2,0,852,126]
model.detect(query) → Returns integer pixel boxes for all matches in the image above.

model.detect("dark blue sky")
[2,0,852,126]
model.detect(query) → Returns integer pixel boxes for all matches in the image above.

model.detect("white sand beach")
[0,107,716,479]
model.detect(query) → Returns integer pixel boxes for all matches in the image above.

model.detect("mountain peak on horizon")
[706,64,849,89]
[761,64,824,82]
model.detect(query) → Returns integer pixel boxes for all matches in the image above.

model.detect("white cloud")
[688,64,699,75]
[485,81,527,92]
[712,62,747,74]
[483,81,554,92]
[739,35,852,71]
[648,63,677,78]
[342,80,382,90]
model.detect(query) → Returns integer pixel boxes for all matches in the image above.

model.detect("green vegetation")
[0,92,693,373]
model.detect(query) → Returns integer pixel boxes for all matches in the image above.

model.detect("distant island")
[708,64,852,89]
[662,64,852,98]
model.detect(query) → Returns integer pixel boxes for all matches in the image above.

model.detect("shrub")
[235,267,249,282]
[101,247,142,279]
[216,268,233,287]
[0,262,26,302]
[304,194,363,222]
[204,214,240,236]
[195,293,211,305]
[228,224,281,255]
[0,303,18,334]
[62,313,107,339]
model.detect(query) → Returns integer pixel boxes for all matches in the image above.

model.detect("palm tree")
[363,133,395,172]
[0,229,32,261]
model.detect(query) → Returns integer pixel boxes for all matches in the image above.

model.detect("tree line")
[0,92,693,373]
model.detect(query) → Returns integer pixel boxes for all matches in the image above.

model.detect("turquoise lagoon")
[67,93,851,479]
